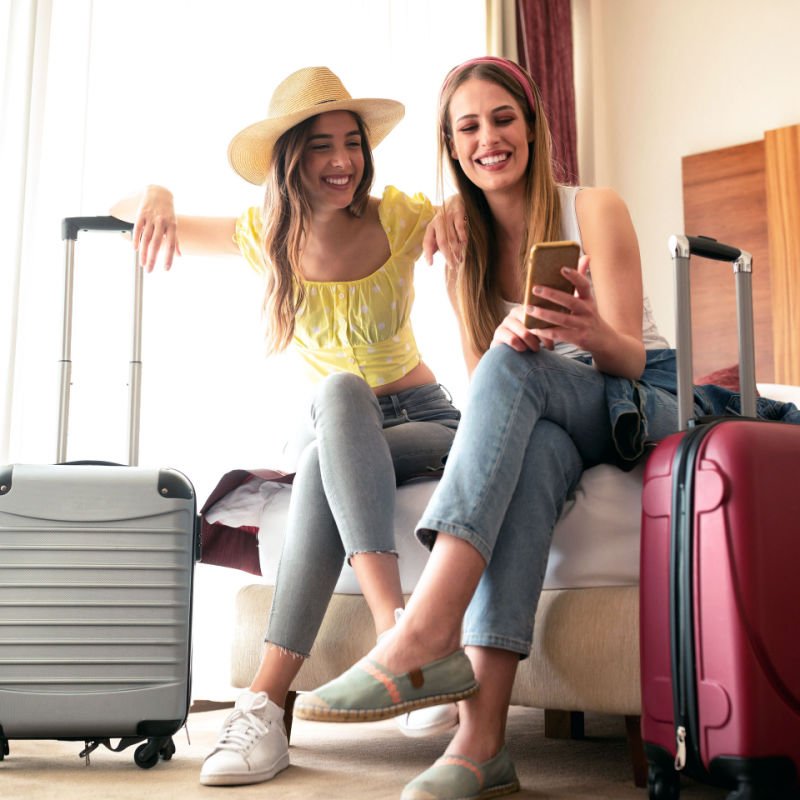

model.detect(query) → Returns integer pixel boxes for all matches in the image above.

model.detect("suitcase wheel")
[134,742,159,769]
[160,738,176,761]
[648,764,680,800]
[133,737,174,769]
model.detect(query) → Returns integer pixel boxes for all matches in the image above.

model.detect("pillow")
[696,364,759,395]
[696,364,740,390]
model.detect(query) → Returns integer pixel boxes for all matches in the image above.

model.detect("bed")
[201,381,800,788]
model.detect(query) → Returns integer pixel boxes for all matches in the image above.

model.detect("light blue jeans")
[267,373,460,657]
[416,345,680,657]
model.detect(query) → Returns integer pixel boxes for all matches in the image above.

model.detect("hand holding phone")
[523,240,580,328]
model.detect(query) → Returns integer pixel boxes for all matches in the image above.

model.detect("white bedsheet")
[205,383,800,595]
[270,462,648,594]
[206,462,646,594]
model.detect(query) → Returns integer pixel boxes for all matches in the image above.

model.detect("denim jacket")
[599,349,800,468]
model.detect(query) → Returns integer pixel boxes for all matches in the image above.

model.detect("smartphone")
[523,240,580,328]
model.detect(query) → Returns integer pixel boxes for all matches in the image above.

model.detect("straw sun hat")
[227,66,405,185]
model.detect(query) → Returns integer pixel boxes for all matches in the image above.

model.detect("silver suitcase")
[0,217,197,768]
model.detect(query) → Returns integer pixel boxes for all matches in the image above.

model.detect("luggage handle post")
[668,235,757,431]
[58,216,141,465]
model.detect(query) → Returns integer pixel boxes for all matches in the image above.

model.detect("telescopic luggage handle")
[62,216,134,240]
[58,216,142,466]
[668,234,757,430]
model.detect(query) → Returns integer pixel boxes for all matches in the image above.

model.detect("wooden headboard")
[682,124,799,385]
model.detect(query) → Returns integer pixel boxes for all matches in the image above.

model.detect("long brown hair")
[438,61,562,355]
[260,112,375,353]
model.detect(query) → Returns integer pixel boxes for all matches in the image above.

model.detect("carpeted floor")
[1,705,728,800]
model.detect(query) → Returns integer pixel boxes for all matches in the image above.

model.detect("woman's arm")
[529,187,646,380]
[575,187,645,378]
[110,185,239,271]
[422,195,468,266]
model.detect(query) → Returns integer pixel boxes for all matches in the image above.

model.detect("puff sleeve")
[378,186,435,259]
[233,206,267,274]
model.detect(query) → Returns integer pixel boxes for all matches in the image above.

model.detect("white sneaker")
[199,690,290,786]
[396,702,460,738]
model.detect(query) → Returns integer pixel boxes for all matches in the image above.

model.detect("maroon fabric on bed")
[199,468,295,575]
[696,364,760,395]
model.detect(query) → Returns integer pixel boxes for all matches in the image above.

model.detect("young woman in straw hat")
[112,65,466,787]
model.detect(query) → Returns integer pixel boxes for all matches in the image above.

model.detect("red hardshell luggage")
[640,235,800,800]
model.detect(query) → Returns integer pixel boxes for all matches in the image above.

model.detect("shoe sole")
[199,753,290,786]
[295,683,478,722]
[479,779,521,800]
[401,778,520,800]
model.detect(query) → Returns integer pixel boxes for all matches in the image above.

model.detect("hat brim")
[228,97,405,186]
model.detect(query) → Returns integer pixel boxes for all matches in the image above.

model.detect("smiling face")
[299,110,366,211]
[447,77,533,199]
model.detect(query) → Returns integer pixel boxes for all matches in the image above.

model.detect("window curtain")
[515,0,579,185]
[1,0,56,463]
[1,0,93,464]
[485,0,518,61]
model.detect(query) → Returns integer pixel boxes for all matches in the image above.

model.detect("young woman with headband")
[292,55,677,799]
[111,65,466,787]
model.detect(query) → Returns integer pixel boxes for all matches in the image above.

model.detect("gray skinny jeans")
[265,372,460,657]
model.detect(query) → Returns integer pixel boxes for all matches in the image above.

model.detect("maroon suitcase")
[640,235,800,800]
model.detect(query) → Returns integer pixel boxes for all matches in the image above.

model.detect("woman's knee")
[532,419,581,467]
[477,342,565,378]
[297,438,321,473]
[312,372,376,417]
[467,346,539,412]
[526,420,583,497]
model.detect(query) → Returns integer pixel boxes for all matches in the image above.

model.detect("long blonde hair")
[438,61,562,355]
[260,112,375,353]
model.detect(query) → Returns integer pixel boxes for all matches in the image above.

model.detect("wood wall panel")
[682,141,774,382]
[765,124,800,386]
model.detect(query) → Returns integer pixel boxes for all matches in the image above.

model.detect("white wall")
[574,0,800,345]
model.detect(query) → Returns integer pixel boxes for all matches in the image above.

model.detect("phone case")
[523,240,579,328]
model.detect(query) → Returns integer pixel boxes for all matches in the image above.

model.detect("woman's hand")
[525,255,614,353]
[422,195,468,266]
[490,304,553,353]
[132,185,181,272]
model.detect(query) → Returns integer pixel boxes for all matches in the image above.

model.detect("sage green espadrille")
[401,747,520,800]
[293,649,478,722]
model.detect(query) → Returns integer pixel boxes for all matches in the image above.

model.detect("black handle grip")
[57,460,124,467]
[62,216,133,241]
[686,235,741,262]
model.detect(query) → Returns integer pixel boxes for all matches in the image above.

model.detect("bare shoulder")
[358,196,388,243]
[365,194,382,220]
[575,186,631,225]
[575,186,637,255]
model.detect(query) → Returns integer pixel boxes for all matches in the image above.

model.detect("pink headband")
[441,56,536,115]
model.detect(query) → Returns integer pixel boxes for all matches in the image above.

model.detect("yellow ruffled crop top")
[234,186,434,388]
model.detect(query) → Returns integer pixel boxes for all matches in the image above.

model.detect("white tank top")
[502,185,669,359]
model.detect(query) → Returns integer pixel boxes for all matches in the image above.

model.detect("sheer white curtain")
[1,0,485,699]
[2,0,97,467]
